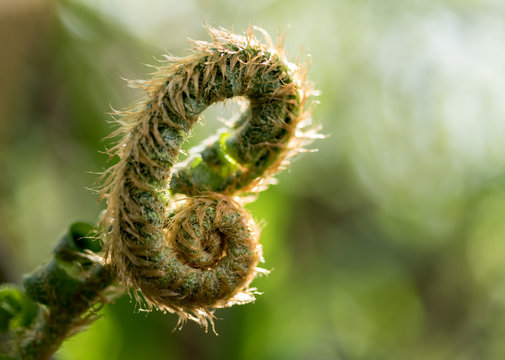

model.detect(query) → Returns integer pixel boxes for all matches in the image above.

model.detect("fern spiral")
[99,26,315,327]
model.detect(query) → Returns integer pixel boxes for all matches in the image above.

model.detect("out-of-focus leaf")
[0,284,38,332]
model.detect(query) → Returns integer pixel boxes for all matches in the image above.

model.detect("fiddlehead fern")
[99,26,315,328]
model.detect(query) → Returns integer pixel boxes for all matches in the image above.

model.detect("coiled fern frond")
[99,25,316,329]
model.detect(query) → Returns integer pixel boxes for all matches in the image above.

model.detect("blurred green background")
[2,0,505,359]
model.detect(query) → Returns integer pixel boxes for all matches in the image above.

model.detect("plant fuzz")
[99,25,316,329]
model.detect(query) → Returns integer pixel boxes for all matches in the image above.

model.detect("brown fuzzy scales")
[99,26,316,328]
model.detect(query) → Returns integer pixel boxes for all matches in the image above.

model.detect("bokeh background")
[2,0,505,359]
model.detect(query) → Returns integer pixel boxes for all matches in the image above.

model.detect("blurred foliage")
[1,0,505,359]
[0,285,38,333]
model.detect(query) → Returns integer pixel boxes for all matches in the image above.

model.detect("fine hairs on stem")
[99,25,318,330]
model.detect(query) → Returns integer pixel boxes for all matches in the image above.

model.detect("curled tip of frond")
[99,25,318,330]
